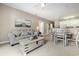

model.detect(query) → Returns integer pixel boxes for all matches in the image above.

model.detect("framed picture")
[15,19,31,28]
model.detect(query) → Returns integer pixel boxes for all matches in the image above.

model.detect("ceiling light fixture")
[41,3,46,7]
[63,16,75,19]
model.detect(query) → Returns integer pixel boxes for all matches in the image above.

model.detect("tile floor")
[0,40,79,56]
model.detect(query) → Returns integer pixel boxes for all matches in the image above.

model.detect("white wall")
[54,20,60,28]
[39,21,44,34]
[60,19,79,28]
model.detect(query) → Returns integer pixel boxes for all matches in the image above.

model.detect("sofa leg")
[11,44,15,46]
[11,43,19,46]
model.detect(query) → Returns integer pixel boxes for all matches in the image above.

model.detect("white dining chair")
[76,32,79,48]
[54,28,67,47]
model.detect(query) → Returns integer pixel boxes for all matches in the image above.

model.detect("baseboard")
[0,41,9,44]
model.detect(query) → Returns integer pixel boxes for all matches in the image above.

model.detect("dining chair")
[54,28,67,47]
[76,32,79,48]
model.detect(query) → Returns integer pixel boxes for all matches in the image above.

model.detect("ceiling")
[3,3,79,21]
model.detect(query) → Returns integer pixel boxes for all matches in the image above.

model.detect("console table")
[19,37,45,55]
